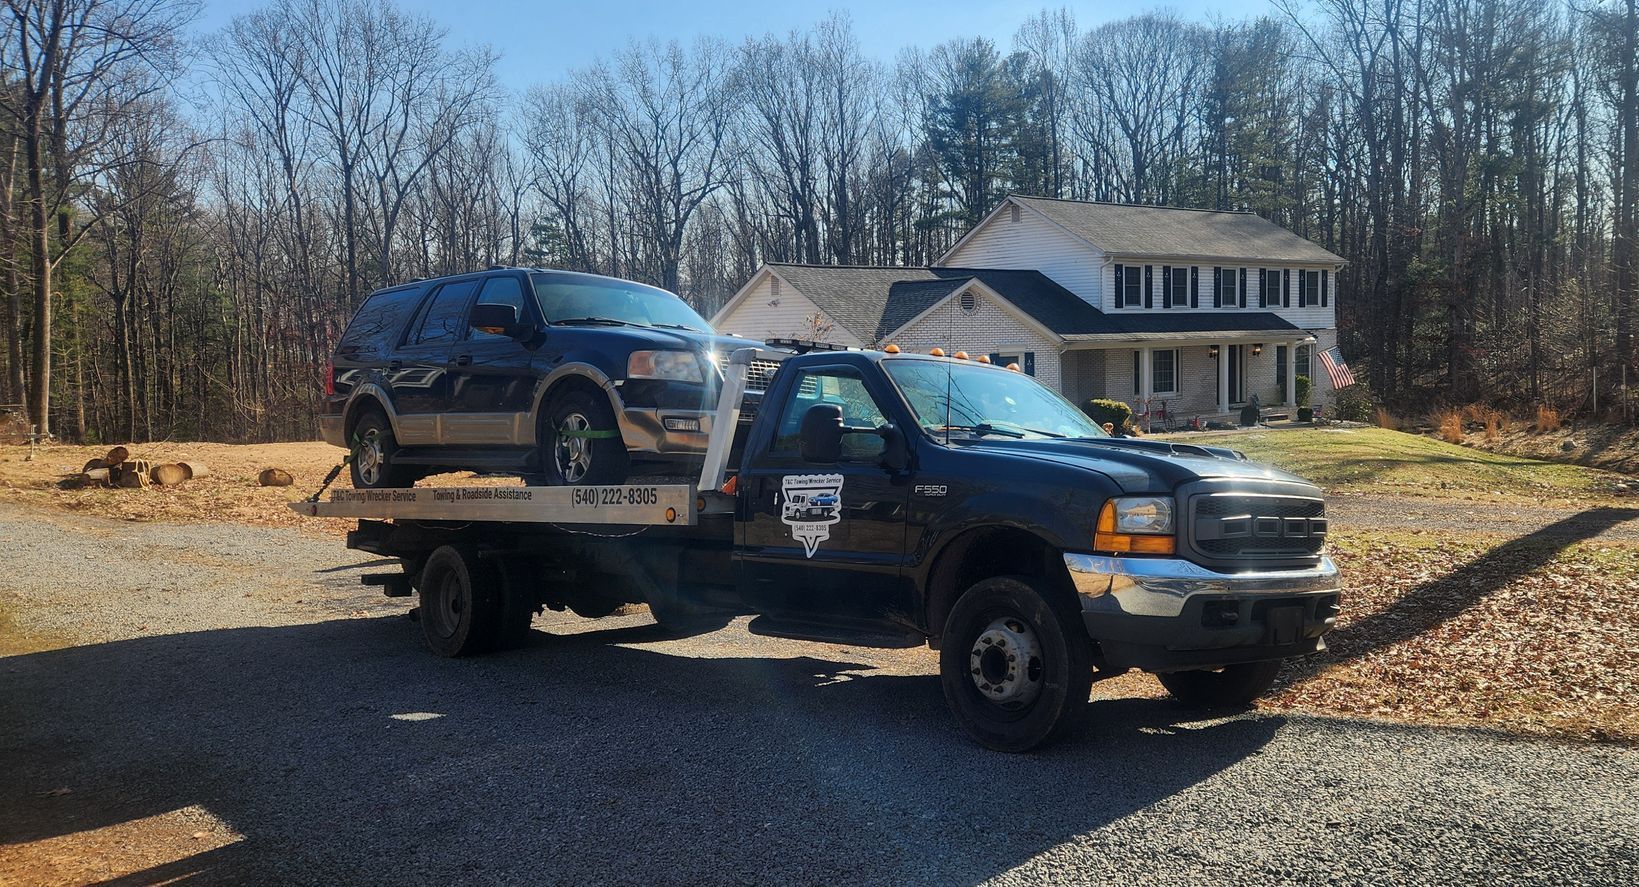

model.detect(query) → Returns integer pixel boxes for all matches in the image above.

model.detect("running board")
[746,615,923,648]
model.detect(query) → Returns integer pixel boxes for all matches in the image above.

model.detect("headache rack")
[290,347,792,527]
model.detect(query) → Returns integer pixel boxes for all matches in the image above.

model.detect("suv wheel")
[541,388,629,486]
[349,408,414,489]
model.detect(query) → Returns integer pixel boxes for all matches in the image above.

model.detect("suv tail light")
[323,361,335,396]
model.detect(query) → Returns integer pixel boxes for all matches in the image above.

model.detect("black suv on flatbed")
[322,268,761,488]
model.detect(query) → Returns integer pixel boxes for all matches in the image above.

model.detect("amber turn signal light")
[1093,500,1176,555]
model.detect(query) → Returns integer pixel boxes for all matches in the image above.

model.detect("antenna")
[943,281,954,444]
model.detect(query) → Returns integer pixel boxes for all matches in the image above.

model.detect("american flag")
[1317,346,1356,389]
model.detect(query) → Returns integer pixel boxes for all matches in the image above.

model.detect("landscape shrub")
[1482,408,1505,441]
[1330,385,1376,423]
[1083,398,1133,432]
[1374,407,1400,430]
[1534,404,1562,433]
[1431,407,1464,443]
[1294,374,1312,407]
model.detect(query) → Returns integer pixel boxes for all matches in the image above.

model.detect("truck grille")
[714,356,782,393]
[1184,483,1326,568]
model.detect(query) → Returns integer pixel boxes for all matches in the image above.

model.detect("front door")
[445,273,538,445]
[737,363,912,626]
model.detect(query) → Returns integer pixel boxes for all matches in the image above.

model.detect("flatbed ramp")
[288,483,701,526]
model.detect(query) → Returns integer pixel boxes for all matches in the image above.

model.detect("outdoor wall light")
[1253,344,1263,356]
[1209,345,1220,359]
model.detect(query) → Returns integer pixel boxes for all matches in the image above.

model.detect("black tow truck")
[296,344,1340,751]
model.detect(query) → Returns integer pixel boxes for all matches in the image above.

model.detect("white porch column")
[1139,347,1153,406]
[1284,341,1298,407]
[1216,343,1229,415]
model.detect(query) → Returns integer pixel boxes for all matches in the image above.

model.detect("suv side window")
[772,368,888,460]
[338,287,422,357]
[469,276,528,343]
[410,279,480,346]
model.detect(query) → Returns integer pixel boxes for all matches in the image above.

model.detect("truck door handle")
[388,360,402,371]
[452,355,472,367]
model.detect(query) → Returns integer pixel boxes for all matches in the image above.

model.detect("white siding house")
[712,195,1349,428]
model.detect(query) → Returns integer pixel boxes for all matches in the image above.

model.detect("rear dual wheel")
[417,545,535,657]
[939,576,1092,753]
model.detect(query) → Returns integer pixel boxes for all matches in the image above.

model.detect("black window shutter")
[1144,266,1153,308]
[1299,271,1309,307]
[1282,268,1291,307]
[1114,264,1124,307]
[1212,267,1222,308]
[1023,352,1035,376]
[1238,268,1247,307]
[988,352,1002,367]
[1161,266,1171,308]
[1259,269,1268,308]
[1322,269,1330,307]
[1190,266,1199,307]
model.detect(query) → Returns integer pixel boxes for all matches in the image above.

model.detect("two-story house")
[711,195,1346,425]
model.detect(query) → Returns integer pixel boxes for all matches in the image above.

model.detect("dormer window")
[1115,264,1142,308]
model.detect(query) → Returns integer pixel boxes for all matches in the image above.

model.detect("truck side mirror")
[877,423,909,473]
[798,404,844,463]
[469,303,528,339]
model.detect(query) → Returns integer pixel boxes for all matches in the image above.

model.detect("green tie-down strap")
[557,428,622,440]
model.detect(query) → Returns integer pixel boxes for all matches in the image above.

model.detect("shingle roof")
[1008,195,1345,265]
[764,263,1302,342]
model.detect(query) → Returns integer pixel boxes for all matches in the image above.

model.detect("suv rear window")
[338,287,423,356]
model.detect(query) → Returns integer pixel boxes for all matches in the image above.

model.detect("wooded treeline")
[0,0,1634,442]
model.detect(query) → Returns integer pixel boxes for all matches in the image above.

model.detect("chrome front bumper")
[1064,553,1341,671]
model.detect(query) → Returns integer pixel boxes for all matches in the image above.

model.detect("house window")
[1261,269,1280,308]
[1133,349,1180,396]
[1276,345,1314,398]
[1218,268,1239,308]
[1116,264,1142,308]
[1167,266,1189,308]
[1299,269,1321,307]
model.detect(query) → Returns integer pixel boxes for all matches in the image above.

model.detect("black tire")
[540,388,629,486]
[1156,659,1284,708]
[416,545,499,657]
[348,408,415,489]
[491,558,539,651]
[939,575,1093,753]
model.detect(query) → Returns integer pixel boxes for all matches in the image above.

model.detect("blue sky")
[191,1,1271,88]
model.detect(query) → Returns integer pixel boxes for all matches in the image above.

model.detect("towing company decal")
[780,474,844,558]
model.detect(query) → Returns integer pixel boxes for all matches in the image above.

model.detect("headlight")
[628,350,704,383]
[1095,496,1176,555]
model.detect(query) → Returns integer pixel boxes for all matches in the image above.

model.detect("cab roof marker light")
[929,347,946,357]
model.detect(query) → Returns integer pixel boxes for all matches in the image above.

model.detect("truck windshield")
[883,358,1109,440]
[530,272,711,332]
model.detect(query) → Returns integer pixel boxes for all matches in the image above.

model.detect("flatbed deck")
[289,483,705,526]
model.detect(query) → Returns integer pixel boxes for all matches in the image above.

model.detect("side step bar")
[746,615,923,649]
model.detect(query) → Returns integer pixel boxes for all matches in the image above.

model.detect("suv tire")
[939,575,1092,752]
[541,388,629,486]
[349,408,415,489]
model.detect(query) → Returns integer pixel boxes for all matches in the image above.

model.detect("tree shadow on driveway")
[2,617,1282,885]
[1290,505,1639,681]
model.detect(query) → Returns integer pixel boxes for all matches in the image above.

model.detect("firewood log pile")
[59,447,212,490]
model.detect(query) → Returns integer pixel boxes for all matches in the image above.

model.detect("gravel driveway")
[2,503,1636,885]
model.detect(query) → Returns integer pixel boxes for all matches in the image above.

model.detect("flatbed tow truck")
[296,344,1341,751]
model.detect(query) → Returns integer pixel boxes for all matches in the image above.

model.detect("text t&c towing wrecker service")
[296,341,1340,752]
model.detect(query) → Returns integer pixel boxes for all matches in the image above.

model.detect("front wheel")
[939,576,1092,752]
[540,389,629,486]
[1156,659,1283,708]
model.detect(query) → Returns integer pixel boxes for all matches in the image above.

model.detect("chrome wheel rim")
[555,412,592,483]
[357,431,384,485]
[969,616,1045,710]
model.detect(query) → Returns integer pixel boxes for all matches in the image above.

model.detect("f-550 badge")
[780,474,844,558]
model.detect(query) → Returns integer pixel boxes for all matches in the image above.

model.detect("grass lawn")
[1159,425,1631,503]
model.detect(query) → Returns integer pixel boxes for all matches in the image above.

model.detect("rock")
[258,468,294,487]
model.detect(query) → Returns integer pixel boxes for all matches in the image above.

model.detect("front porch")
[1061,333,1321,430]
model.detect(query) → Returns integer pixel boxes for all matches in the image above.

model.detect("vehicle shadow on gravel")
[1292,505,1639,680]
[2,617,1282,885]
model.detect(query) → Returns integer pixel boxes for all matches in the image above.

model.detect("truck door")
[736,363,914,625]
[444,273,538,445]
